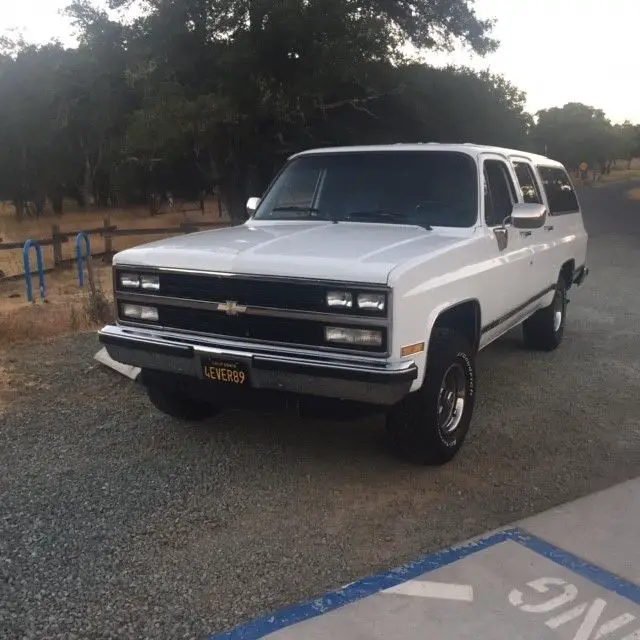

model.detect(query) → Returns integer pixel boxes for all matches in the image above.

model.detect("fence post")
[103,217,113,262]
[51,224,63,266]
[22,239,46,303]
[76,232,91,287]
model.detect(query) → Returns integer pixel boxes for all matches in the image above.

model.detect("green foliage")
[0,0,636,221]
[532,103,639,171]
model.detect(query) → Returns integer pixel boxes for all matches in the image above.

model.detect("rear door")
[535,164,586,286]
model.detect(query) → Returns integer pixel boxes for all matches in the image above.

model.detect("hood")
[113,220,465,284]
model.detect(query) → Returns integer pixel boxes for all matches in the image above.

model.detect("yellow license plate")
[201,359,249,385]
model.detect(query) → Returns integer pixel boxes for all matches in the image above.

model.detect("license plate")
[201,358,249,385]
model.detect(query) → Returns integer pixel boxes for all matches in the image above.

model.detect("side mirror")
[511,203,547,229]
[246,197,261,216]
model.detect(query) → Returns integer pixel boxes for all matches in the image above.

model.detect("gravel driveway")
[1,182,639,639]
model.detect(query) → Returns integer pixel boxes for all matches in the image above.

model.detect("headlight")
[120,273,140,288]
[357,293,385,311]
[141,274,160,291]
[121,304,159,321]
[325,327,382,347]
[119,273,160,291]
[326,291,353,309]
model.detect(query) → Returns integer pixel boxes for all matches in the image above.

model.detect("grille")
[150,271,388,316]
[157,306,387,353]
[159,272,327,312]
[115,269,389,352]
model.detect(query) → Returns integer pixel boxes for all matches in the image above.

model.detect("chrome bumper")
[98,325,417,406]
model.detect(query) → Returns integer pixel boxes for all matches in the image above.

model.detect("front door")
[478,155,535,347]
[510,156,556,299]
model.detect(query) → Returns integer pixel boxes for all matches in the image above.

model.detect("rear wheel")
[522,274,568,351]
[142,371,222,421]
[386,328,476,466]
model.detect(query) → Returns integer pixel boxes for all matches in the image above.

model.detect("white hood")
[114,220,466,284]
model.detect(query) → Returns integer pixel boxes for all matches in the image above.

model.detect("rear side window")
[513,161,542,204]
[484,160,517,227]
[537,166,580,215]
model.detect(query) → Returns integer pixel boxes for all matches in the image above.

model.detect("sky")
[2,0,638,124]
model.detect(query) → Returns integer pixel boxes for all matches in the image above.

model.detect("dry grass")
[594,158,640,186]
[0,198,226,278]
[0,196,230,348]
[0,263,114,347]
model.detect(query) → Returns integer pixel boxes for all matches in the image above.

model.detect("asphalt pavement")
[1,181,639,639]
[217,478,640,640]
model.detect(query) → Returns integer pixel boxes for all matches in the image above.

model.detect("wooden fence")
[0,216,232,283]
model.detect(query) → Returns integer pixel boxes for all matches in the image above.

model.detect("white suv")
[99,143,589,465]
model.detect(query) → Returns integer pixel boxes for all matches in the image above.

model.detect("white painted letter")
[508,577,578,613]
[546,598,635,640]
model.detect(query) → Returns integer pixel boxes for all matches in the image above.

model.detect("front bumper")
[98,325,417,406]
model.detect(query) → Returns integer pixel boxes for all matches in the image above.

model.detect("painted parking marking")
[509,577,579,612]
[508,577,639,640]
[209,528,640,640]
[383,580,474,601]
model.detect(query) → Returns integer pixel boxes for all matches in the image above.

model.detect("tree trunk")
[34,195,46,217]
[82,155,92,211]
[148,192,161,216]
[51,193,63,215]
[13,198,25,221]
[220,178,248,223]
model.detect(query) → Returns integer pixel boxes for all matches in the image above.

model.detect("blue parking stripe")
[510,528,640,606]
[209,527,640,639]
[208,530,512,639]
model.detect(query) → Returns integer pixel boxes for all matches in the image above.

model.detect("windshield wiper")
[346,209,431,230]
[270,205,321,214]
[269,205,341,223]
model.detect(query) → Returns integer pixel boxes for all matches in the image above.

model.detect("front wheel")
[522,275,567,351]
[386,328,476,466]
[143,371,222,422]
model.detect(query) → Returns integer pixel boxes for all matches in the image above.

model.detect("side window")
[484,160,517,227]
[513,161,542,204]
[537,166,580,215]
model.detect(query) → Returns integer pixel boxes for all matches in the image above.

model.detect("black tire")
[386,328,476,466]
[522,274,567,352]
[144,373,222,422]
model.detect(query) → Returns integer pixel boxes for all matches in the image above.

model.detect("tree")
[532,103,618,172]
[96,0,500,219]
[4,0,634,225]
[0,43,71,217]
[613,121,640,169]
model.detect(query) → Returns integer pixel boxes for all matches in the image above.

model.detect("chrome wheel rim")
[553,289,564,332]
[437,363,467,438]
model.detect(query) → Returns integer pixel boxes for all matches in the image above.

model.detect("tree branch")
[314,85,405,119]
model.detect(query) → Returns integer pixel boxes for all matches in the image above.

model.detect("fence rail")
[0,217,232,287]
[0,217,231,256]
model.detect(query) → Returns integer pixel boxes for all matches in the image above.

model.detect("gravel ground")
[1,183,639,639]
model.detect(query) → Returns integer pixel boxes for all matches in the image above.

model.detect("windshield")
[253,151,478,228]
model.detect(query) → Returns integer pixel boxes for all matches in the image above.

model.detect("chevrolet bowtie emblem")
[217,300,247,316]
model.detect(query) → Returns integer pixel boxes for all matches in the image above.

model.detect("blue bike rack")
[23,239,46,303]
[76,232,92,287]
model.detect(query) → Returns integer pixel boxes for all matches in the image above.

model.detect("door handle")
[520,230,532,237]
[544,224,554,231]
